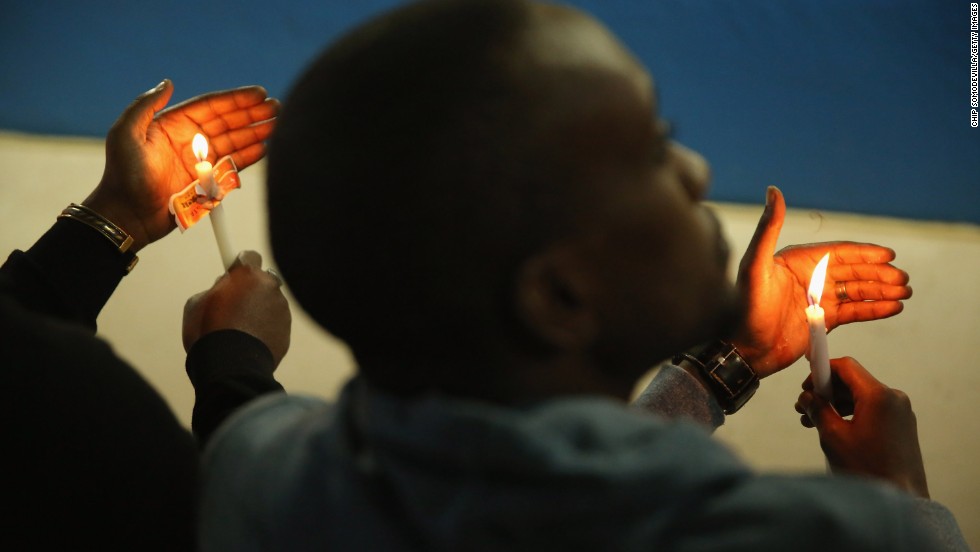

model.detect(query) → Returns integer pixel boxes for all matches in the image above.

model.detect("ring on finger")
[835,280,849,302]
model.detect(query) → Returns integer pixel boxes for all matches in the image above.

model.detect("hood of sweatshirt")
[325,377,751,550]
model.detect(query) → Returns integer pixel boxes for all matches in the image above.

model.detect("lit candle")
[192,133,235,270]
[805,253,832,401]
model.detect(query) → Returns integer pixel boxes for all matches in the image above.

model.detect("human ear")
[513,245,598,351]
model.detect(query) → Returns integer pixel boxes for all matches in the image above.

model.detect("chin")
[639,286,746,369]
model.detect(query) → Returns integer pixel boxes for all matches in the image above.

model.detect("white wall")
[2,132,977,548]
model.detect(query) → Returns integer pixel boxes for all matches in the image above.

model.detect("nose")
[670,141,711,201]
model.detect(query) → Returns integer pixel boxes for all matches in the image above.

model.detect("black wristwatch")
[673,341,759,415]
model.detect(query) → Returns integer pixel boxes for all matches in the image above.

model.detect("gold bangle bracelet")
[58,203,139,273]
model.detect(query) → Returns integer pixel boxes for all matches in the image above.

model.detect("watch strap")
[58,203,139,273]
[673,341,759,415]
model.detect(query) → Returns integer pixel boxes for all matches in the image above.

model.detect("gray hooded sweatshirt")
[199,365,968,551]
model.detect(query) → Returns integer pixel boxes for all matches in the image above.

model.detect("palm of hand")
[108,119,200,243]
[728,187,910,379]
[86,80,278,250]
[735,248,829,378]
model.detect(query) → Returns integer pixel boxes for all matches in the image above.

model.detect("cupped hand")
[83,79,279,251]
[730,187,912,377]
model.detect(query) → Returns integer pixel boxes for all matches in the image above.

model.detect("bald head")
[268,0,662,391]
[521,3,651,93]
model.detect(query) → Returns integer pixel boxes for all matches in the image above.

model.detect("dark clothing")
[0,219,278,550]
[186,329,283,444]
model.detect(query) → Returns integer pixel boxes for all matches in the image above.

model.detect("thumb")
[113,79,174,142]
[229,250,263,271]
[800,389,844,436]
[738,186,786,277]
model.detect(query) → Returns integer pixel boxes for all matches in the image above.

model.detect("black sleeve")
[0,294,199,551]
[186,329,286,447]
[1,217,198,550]
[1,218,132,331]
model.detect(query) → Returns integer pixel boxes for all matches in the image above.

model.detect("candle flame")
[192,133,209,161]
[807,253,831,306]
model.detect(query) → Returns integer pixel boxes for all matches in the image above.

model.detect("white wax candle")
[193,134,235,270]
[209,205,235,270]
[806,253,832,401]
[806,304,832,400]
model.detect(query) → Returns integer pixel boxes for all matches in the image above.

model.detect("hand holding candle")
[192,133,236,270]
[805,253,832,401]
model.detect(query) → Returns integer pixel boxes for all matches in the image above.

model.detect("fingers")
[799,371,856,417]
[823,252,911,326]
[150,86,278,177]
[798,358,930,497]
[797,357,873,428]
[781,242,896,266]
[796,375,817,427]
[198,98,280,138]
[212,250,283,289]
[829,243,896,264]
[156,86,277,155]
[836,300,905,324]
[805,246,913,329]
[157,85,272,124]
[185,249,290,362]
[834,281,912,302]
[828,356,882,397]
[796,389,842,434]
[214,250,262,284]
[227,250,283,289]
[207,118,276,167]
[227,142,268,172]
[828,262,909,286]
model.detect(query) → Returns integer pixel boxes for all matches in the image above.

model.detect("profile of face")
[267,0,744,395]
[521,4,744,372]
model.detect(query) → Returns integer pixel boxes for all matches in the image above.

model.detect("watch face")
[696,342,759,414]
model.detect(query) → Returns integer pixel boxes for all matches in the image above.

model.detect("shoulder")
[204,392,332,463]
[0,294,198,550]
[197,392,337,551]
[0,292,188,440]
[661,473,946,551]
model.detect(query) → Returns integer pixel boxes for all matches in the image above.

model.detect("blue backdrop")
[2,1,977,223]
